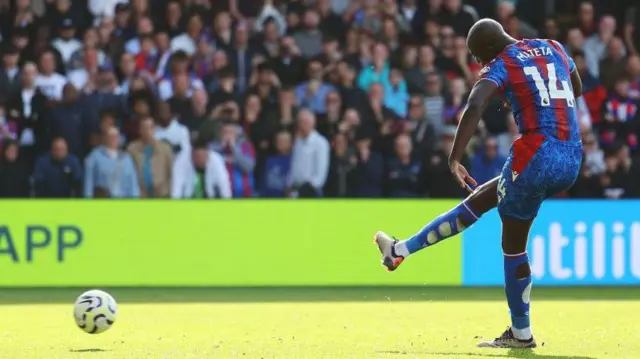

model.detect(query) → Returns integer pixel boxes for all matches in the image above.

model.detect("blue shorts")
[497,135,582,220]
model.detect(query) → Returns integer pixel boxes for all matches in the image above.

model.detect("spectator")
[5,62,47,162]
[577,0,597,36]
[598,75,639,151]
[601,146,632,199]
[584,15,617,79]
[424,72,446,137]
[324,132,356,197]
[444,77,467,126]
[68,28,106,71]
[125,16,155,55]
[627,55,640,99]
[84,127,139,198]
[170,13,204,56]
[47,83,87,157]
[127,118,174,198]
[210,121,256,198]
[287,109,330,197]
[158,51,205,101]
[259,130,292,198]
[35,50,67,100]
[316,91,342,139]
[171,142,232,199]
[350,136,384,197]
[422,126,469,198]
[357,42,390,92]
[227,21,257,93]
[33,137,82,198]
[293,9,323,58]
[406,44,441,94]
[67,47,101,90]
[407,95,436,157]
[0,140,29,197]
[384,67,409,118]
[625,4,640,56]
[471,137,506,186]
[565,27,585,57]
[182,89,209,139]
[385,134,422,198]
[440,0,476,36]
[599,37,627,90]
[583,131,606,176]
[51,18,82,67]
[336,61,368,109]
[0,44,22,104]
[154,102,191,159]
[296,58,334,115]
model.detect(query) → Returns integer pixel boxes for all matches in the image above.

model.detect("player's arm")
[449,79,498,190]
[570,69,583,98]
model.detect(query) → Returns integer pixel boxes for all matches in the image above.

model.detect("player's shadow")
[378,350,595,359]
[69,348,109,353]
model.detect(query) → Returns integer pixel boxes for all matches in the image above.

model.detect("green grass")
[1,287,638,359]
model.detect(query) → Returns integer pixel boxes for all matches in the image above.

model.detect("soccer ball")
[73,290,118,334]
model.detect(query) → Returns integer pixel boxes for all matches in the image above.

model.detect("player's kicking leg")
[374,177,499,271]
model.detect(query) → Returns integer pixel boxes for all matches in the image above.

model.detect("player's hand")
[449,160,477,193]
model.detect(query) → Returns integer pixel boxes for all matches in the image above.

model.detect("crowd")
[0,0,638,199]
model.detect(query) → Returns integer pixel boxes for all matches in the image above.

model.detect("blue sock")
[504,252,533,340]
[395,201,480,256]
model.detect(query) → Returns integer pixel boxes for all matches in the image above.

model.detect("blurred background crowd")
[0,0,638,199]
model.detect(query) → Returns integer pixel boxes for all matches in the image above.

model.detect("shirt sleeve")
[548,39,576,73]
[478,58,508,89]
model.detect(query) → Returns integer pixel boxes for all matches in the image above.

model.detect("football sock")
[394,201,480,257]
[504,252,533,340]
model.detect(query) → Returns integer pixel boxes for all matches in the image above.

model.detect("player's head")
[466,18,515,65]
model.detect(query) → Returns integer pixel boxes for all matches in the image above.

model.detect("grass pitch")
[1,287,638,359]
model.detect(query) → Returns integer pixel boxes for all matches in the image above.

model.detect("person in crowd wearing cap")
[5,62,47,164]
[51,17,82,67]
[112,2,135,40]
[33,137,83,198]
[0,43,22,103]
[171,140,231,199]
[34,49,67,101]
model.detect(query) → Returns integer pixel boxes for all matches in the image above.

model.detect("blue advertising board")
[462,200,640,286]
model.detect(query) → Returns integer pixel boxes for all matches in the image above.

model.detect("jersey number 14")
[523,63,574,107]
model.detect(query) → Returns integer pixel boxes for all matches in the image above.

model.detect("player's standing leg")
[374,177,499,271]
[477,216,536,347]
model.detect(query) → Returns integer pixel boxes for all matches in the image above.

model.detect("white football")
[73,290,118,334]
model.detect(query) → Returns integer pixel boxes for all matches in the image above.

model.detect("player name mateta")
[516,47,553,61]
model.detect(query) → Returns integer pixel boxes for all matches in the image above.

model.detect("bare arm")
[570,69,583,98]
[449,79,498,165]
